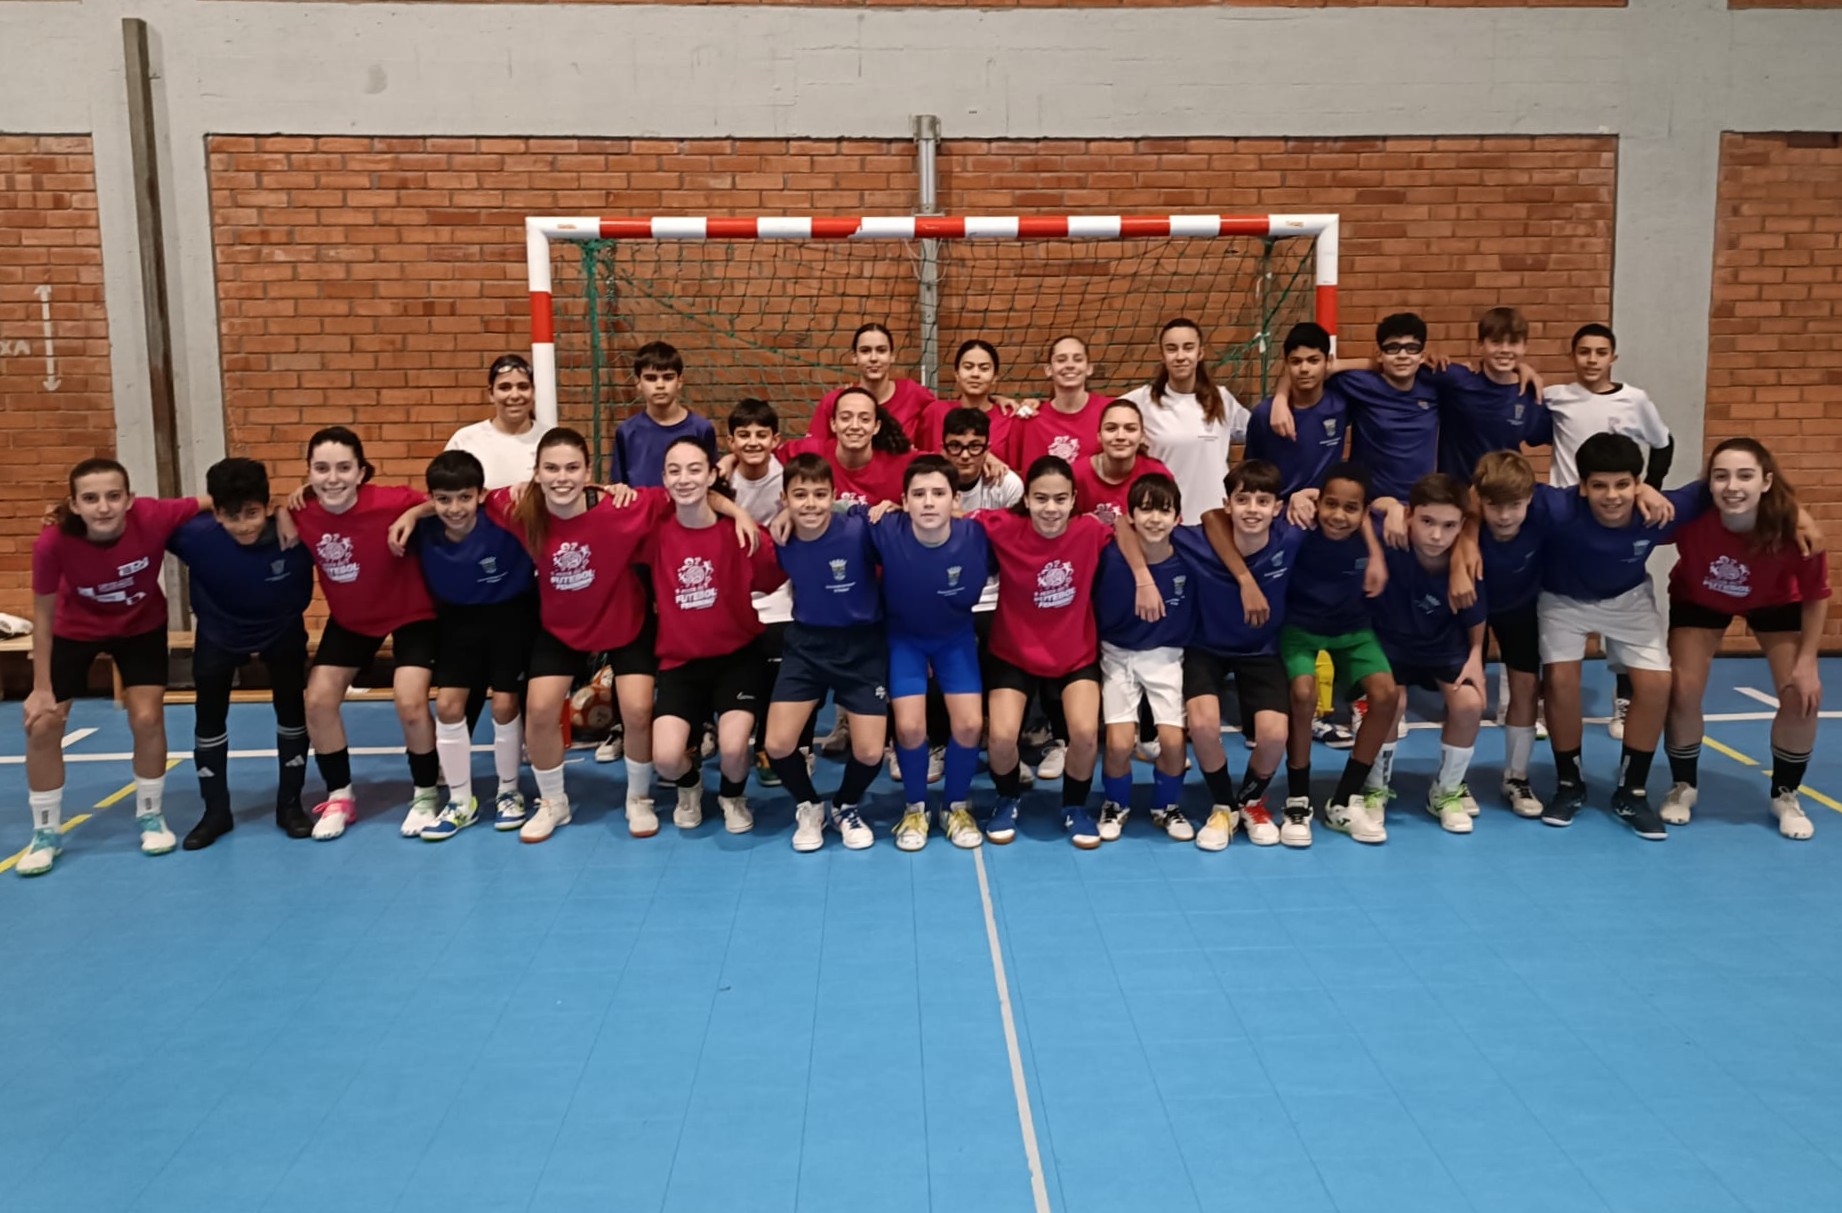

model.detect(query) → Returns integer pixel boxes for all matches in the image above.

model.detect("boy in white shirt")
[725,398,784,526]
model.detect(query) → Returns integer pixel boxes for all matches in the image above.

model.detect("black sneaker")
[1542,782,1585,828]
[1612,789,1668,840]
[275,799,313,839]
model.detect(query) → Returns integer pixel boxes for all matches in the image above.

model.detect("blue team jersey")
[1095,545,1193,651]
[1286,526,1375,636]
[777,508,883,629]
[1173,520,1305,658]
[1480,496,1554,614]
[1538,482,1711,602]
[1371,545,1488,669]
[168,514,314,652]
[870,514,989,639]
[1433,365,1551,481]
[413,514,536,606]
[1243,386,1351,497]
[1337,369,1441,501]
[614,412,718,489]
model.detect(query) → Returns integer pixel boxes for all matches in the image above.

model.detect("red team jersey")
[777,438,915,508]
[488,487,671,653]
[32,496,201,642]
[1073,455,1174,525]
[292,484,436,637]
[914,399,1022,467]
[647,518,786,668]
[1014,393,1113,470]
[1668,511,1831,617]
[973,510,1113,677]
[807,379,935,447]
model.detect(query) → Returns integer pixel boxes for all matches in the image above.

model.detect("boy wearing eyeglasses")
[941,408,1023,511]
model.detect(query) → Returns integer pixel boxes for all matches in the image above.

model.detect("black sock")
[195,732,231,817]
[1554,747,1582,788]
[1666,741,1701,788]
[677,768,702,789]
[718,773,747,799]
[836,757,880,807]
[1062,774,1093,810]
[992,764,1022,800]
[1287,763,1312,800]
[277,725,308,807]
[1201,762,1238,805]
[1771,746,1812,799]
[1617,745,1655,795]
[1332,759,1373,806]
[770,753,820,805]
[407,748,439,789]
[1615,672,1634,701]
[1237,767,1275,807]
[316,747,352,794]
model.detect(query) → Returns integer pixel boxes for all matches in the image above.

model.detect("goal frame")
[522,212,1340,430]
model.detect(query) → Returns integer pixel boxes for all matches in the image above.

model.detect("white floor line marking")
[60,727,97,749]
[972,846,1052,1213]
[1736,686,1782,709]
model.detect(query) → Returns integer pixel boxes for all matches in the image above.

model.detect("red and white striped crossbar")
[525,213,1339,427]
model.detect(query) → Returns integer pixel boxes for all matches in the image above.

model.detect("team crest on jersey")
[550,541,594,591]
[1048,434,1081,461]
[1034,559,1077,609]
[269,560,287,578]
[1513,402,1526,423]
[946,565,962,587]
[1173,574,1188,598]
[1418,592,1445,615]
[116,556,150,578]
[1323,417,1339,437]
[1093,502,1121,527]
[837,490,869,508]
[675,556,717,610]
[478,554,504,584]
[1704,554,1751,599]
[1632,539,1652,558]
[316,533,358,583]
[829,559,849,582]
[1416,399,1432,411]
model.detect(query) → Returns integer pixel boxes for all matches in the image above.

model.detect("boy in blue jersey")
[615,341,718,488]
[1243,323,1350,498]
[762,453,890,854]
[1184,461,1307,849]
[167,458,315,849]
[872,454,991,851]
[405,450,539,840]
[1536,433,1707,838]
[1467,451,1551,818]
[1367,474,1490,833]
[1429,307,1550,485]
[1094,473,1194,843]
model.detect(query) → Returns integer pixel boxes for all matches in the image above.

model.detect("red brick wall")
[0,135,114,612]
[1707,132,1842,648]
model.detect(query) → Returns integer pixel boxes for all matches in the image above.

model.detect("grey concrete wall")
[1,0,1840,492]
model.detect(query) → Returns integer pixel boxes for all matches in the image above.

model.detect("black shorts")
[1181,648,1289,720]
[49,627,167,703]
[527,616,658,683]
[314,616,439,672]
[1488,600,1541,675]
[983,653,1100,703]
[1670,597,1805,636]
[1390,662,1465,694]
[655,638,771,726]
[435,595,539,693]
[192,626,310,686]
[772,623,888,717]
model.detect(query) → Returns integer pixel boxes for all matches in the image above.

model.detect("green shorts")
[1279,625,1392,693]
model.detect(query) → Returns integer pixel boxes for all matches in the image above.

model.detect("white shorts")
[1100,642,1186,727]
[1537,584,1670,672]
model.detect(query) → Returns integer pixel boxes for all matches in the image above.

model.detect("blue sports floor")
[6,659,1842,1213]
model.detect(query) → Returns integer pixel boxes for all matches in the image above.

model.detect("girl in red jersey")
[974,455,1115,849]
[1663,437,1828,839]
[915,339,1023,465]
[15,459,208,876]
[1013,335,1111,470]
[646,439,786,835]
[807,322,935,446]
[287,427,442,842]
[1072,399,1174,525]
[778,386,914,508]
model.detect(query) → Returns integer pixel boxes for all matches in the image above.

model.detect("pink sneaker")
[311,795,356,841]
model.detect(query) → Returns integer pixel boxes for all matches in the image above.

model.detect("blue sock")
[1153,769,1184,809]
[944,740,977,807]
[1102,771,1132,808]
[897,742,930,806]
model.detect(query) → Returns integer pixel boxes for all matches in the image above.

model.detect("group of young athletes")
[15,310,1828,877]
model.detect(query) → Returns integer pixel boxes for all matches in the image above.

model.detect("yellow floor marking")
[1702,734,1841,816]
[1,758,187,872]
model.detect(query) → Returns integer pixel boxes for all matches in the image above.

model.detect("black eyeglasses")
[943,440,988,457]
[1379,342,1424,356]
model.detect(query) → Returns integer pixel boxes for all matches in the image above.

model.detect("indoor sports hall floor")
[5,659,1842,1213]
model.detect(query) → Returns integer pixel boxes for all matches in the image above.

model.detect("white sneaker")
[625,797,659,838]
[137,812,177,856]
[311,796,356,841]
[1660,782,1697,826]
[1502,778,1543,819]
[792,802,826,852]
[939,803,982,849]
[1279,798,1314,848]
[1097,801,1127,842]
[400,788,442,838]
[1458,785,1480,817]
[1608,697,1629,741]
[699,727,717,760]
[1035,742,1068,781]
[1427,786,1475,835]
[1773,790,1815,840]
[16,828,60,876]
[886,746,902,782]
[831,803,874,850]
[1195,807,1237,852]
[595,733,622,763]
[673,784,703,829]
[1326,795,1386,844]
[1017,762,1035,788]
[927,745,946,784]
[1134,739,1161,763]
[519,796,571,843]
[1239,800,1281,846]
[1150,806,1194,841]
[818,715,851,757]
[719,795,753,834]
[895,806,929,852]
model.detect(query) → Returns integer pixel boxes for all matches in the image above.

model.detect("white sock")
[436,720,473,806]
[493,716,522,791]
[28,788,62,833]
[625,758,655,804]
[1436,744,1476,795]
[1505,725,1536,782]
[534,763,567,806]
[1365,744,1396,791]
[134,775,165,819]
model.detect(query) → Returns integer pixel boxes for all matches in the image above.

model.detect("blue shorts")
[772,623,889,717]
[888,629,983,701]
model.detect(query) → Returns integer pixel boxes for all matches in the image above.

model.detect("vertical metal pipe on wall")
[913,114,941,393]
